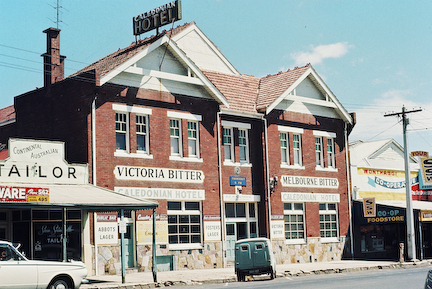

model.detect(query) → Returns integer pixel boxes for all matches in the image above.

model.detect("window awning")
[0,183,158,210]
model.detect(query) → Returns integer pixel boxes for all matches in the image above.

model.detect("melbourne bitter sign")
[133,1,182,36]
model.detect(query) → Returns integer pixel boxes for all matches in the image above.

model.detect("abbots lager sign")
[133,1,182,36]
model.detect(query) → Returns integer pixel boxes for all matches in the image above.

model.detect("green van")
[234,238,276,281]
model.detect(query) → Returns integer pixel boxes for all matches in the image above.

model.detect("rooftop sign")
[133,1,182,36]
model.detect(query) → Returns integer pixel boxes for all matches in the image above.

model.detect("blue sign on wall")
[230,176,246,186]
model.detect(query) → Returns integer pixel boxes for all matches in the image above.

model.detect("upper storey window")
[278,126,304,169]
[167,111,202,162]
[313,130,337,171]
[222,121,251,166]
[113,104,152,159]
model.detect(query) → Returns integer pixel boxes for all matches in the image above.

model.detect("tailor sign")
[133,1,182,36]
[0,139,88,184]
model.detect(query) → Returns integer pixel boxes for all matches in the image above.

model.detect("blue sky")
[1,0,432,153]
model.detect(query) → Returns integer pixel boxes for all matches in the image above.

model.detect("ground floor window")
[319,203,338,240]
[167,201,202,245]
[284,203,305,242]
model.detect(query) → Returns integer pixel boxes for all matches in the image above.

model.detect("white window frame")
[113,104,153,159]
[280,132,289,165]
[222,120,251,167]
[170,118,182,157]
[167,111,202,162]
[319,203,339,243]
[167,201,203,250]
[284,202,306,244]
[327,138,335,168]
[278,126,304,169]
[187,121,200,158]
[136,114,149,155]
[238,129,249,164]
[313,131,337,171]
[223,127,234,163]
[315,137,324,168]
[293,133,302,166]
[115,112,129,152]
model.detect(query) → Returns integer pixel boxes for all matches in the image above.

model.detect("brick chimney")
[42,28,66,87]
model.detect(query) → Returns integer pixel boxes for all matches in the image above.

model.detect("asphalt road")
[173,266,431,289]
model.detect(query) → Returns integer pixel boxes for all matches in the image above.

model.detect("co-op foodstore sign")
[133,1,182,36]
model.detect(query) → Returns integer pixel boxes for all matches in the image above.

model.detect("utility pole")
[384,105,422,261]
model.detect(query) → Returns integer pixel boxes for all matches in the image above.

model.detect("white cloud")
[290,42,352,66]
[349,89,432,152]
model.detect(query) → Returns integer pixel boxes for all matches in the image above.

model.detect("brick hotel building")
[0,22,355,274]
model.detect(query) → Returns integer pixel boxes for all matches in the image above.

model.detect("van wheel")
[237,272,244,282]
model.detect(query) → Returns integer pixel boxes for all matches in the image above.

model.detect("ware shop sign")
[0,139,88,184]
[0,186,49,203]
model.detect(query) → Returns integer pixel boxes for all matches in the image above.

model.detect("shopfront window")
[167,201,202,246]
[32,209,82,261]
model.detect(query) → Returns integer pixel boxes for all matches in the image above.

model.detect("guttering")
[263,116,272,238]
[216,111,226,267]
[345,122,354,259]
[220,107,264,119]
[92,96,97,185]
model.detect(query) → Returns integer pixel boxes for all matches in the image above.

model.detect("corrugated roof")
[0,183,158,209]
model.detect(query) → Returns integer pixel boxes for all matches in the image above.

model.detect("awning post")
[62,207,67,262]
[152,208,157,283]
[120,209,126,283]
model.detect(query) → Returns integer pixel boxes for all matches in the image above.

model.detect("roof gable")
[72,22,229,107]
[171,24,240,75]
[257,65,352,124]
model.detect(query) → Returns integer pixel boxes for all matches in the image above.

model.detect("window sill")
[223,161,252,167]
[114,151,153,159]
[285,239,306,245]
[320,237,340,243]
[169,156,203,163]
[280,164,305,170]
[315,166,338,172]
[168,243,203,251]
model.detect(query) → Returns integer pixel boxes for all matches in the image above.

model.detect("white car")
[0,240,88,289]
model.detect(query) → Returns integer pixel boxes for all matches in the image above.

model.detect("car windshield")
[0,244,26,261]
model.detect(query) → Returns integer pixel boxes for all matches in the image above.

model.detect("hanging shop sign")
[362,197,376,217]
[133,1,182,36]
[115,187,205,200]
[114,166,204,183]
[420,211,432,221]
[281,175,339,189]
[281,192,340,203]
[420,158,432,190]
[0,186,49,203]
[0,139,88,184]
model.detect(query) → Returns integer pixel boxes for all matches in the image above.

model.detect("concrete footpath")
[81,260,432,289]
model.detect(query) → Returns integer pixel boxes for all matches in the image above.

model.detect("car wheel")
[48,277,72,289]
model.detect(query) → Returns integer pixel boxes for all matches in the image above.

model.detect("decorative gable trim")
[265,66,352,124]
[100,34,229,108]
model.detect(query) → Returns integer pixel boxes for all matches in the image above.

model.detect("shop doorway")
[225,202,258,261]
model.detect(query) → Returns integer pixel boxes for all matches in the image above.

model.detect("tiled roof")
[256,64,310,111]
[70,22,196,78]
[0,105,15,124]
[202,71,260,113]
[0,149,7,160]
